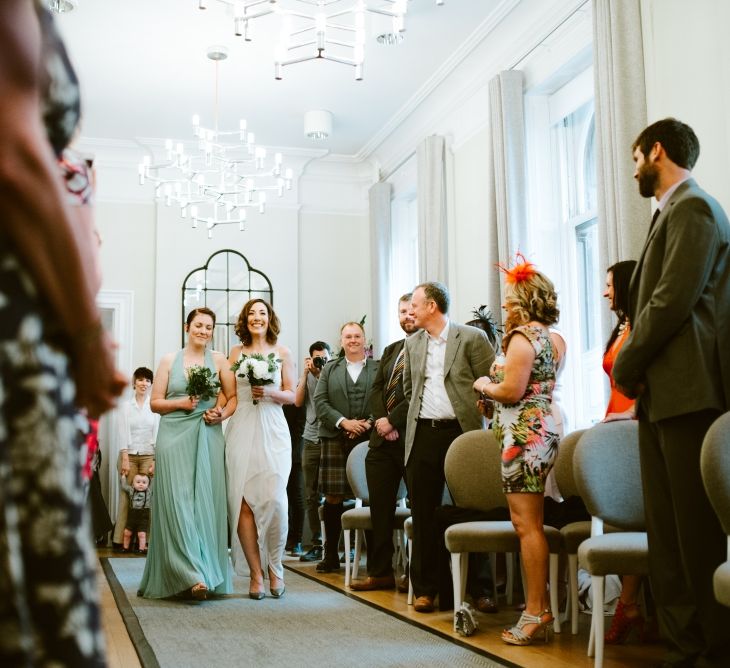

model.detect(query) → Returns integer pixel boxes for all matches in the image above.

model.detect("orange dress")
[602,324,635,416]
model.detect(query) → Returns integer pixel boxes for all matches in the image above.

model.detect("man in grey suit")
[313,322,379,573]
[613,118,730,667]
[403,282,495,612]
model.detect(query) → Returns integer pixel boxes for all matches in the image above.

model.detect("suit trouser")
[406,422,462,599]
[364,439,406,577]
[638,408,730,666]
[286,436,304,544]
[113,452,154,545]
[301,439,322,543]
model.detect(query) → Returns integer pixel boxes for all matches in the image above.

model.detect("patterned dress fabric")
[491,325,559,494]
[225,354,291,580]
[0,6,106,667]
[138,350,231,598]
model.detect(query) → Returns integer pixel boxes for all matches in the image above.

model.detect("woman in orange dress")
[602,260,647,644]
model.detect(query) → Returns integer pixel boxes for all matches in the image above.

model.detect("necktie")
[649,208,660,232]
[385,348,405,412]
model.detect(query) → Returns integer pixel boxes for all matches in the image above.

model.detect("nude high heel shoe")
[501,609,553,646]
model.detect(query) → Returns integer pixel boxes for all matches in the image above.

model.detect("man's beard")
[637,161,659,198]
[401,321,417,335]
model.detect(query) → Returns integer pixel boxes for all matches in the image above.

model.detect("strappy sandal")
[501,609,553,645]
[190,583,208,600]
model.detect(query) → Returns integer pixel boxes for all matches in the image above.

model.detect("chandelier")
[137,47,292,238]
[48,0,78,12]
[197,0,445,80]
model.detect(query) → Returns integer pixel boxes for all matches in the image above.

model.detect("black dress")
[0,5,106,667]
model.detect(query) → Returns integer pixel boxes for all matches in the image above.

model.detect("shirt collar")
[427,319,450,344]
[657,175,691,211]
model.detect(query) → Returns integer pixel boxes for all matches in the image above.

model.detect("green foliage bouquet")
[232,352,280,404]
[185,365,221,401]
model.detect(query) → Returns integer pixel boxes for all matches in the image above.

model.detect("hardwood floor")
[97,548,663,668]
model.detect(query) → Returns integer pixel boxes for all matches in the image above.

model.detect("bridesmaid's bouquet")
[185,365,221,401]
[232,352,280,404]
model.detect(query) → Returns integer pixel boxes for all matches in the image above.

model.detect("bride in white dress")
[223,299,295,599]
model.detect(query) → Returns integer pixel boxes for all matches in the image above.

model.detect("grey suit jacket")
[613,178,730,422]
[313,356,379,439]
[403,322,495,464]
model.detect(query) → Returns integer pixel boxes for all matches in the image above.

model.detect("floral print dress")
[491,325,559,493]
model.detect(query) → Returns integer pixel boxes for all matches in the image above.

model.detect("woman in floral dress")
[474,257,560,646]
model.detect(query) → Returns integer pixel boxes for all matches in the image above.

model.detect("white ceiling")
[55,0,506,156]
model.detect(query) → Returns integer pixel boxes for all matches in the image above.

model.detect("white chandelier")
[48,0,78,12]
[198,0,445,80]
[137,47,292,238]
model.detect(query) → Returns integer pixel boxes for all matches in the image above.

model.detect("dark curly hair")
[235,298,280,346]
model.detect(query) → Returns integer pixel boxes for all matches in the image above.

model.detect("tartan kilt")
[318,434,366,497]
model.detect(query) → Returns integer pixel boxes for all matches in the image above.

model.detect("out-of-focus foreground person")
[0,2,126,665]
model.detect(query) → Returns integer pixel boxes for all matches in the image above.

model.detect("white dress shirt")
[118,395,159,456]
[419,320,456,420]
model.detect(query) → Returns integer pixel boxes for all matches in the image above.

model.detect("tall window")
[181,250,273,352]
[388,189,419,342]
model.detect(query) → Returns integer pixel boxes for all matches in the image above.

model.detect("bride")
[220,298,295,599]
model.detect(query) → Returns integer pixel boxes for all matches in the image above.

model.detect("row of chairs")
[335,415,730,668]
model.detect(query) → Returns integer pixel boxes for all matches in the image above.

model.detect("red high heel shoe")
[605,600,644,644]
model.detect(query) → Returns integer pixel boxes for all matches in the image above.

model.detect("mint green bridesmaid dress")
[138,349,232,598]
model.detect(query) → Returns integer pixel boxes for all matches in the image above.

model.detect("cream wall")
[641,0,730,212]
[96,200,156,372]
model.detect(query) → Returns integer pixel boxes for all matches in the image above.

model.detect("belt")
[417,418,460,430]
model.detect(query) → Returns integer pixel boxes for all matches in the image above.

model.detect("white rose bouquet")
[232,352,280,404]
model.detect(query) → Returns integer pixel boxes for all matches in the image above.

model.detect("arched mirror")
[181,250,274,352]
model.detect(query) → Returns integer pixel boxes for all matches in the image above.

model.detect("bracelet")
[482,383,490,397]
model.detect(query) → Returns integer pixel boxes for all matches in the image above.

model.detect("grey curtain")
[369,181,392,356]
[488,70,528,309]
[416,135,448,284]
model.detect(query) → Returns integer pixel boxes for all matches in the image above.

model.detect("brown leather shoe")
[475,596,498,613]
[349,575,395,591]
[413,595,435,613]
[397,574,409,593]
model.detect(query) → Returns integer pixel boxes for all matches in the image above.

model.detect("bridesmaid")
[138,307,233,600]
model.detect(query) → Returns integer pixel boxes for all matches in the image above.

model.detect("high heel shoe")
[190,583,208,600]
[249,578,265,600]
[605,600,644,644]
[269,569,285,598]
[501,609,553,646]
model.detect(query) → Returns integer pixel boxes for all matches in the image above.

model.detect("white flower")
[251,359,271,380]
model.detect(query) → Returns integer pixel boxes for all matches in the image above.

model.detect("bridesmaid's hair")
[235,299,280,346]
[185,307,216,329]
[604,260,637,355]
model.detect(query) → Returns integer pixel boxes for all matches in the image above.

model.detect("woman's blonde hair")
[504,270,559,334]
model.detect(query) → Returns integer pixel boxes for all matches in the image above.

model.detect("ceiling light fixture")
[137,46,292,239]
[48,0,78,12]
[304,110,333,140]
[198,0,445,81]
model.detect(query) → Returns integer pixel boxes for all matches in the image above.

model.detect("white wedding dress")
[225,355,291,579]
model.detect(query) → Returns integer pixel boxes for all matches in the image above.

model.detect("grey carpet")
[104,557,513,668]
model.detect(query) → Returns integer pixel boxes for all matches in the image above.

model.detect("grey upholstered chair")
[443,429,562,633]
[575,420,648,668]
[341,441,410,587]
[552,428,588,634]
[700,411,730,607]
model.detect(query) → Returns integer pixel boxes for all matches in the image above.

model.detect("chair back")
[701,412,730,536]
[346,441,371,503]
[553,429,587,499]
[444,429,507,512]
[574,420,644,530]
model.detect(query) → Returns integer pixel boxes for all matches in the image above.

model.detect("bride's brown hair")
[235,298,280,346]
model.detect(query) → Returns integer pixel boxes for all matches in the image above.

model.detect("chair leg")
[407,537,413,605]
[352,529,361,580]
[568,553,579,635]
[451,552,469,631]
[549,553,561,634]
[592,575,605,668]
[344,529,352,587]
[490,552,498,602]
[506,553,514,605]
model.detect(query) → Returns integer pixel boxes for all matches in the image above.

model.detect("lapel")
[443,324,461,377]
[411,330,428,379]
[331,357,349,402]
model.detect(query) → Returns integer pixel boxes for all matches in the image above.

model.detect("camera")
[313,356,326,370]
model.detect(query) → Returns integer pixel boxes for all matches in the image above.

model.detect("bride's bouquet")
[185,365,221,401]
[232,352,280,404]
